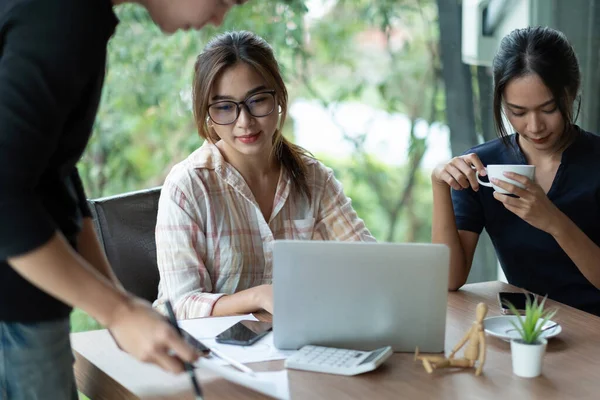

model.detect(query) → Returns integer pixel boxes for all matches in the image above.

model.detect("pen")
[165,300,204,400]
[208,345,256,376]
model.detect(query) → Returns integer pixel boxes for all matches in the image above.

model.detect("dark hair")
[492,26,581,151]
[192,31,312,201]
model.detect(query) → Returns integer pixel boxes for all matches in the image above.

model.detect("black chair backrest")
[88,187,161,302]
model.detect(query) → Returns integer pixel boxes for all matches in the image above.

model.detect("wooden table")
[72,281,600,399]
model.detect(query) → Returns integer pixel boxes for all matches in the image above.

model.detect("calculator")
[284,345,393,376]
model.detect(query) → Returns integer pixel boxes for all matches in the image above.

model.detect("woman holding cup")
[431,26,600,316]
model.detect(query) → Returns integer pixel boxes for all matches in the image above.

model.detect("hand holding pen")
[164,300,256,378]
[106,297,199,374]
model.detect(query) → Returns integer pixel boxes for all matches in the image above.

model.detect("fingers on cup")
[465,153,486,176]
[503,172,531,188]
[491,178,526,197]
[493,190,516,205]
[457,159,479,190]
[447,163,470,189]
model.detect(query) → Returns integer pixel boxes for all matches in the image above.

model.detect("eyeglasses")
[208,90,276,125]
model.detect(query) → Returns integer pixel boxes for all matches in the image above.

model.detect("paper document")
[197,357,290,400]
[202,332,295,365]
[178,314,296,365]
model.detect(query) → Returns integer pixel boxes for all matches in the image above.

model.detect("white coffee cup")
[476,164,536,194]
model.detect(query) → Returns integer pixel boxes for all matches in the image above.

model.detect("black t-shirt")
[0,0,118,322]
[452,128,600,316]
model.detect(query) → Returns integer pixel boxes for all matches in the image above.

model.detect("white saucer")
[483,315,562,342]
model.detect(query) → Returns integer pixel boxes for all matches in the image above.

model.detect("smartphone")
[215,320,273,346]
[498,292,535,314]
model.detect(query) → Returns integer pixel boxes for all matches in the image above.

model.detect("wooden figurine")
[414,302,488,376]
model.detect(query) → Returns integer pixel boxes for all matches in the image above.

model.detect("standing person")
[0,0,247,398]
[431,26,600,316]
[153,31,375,319]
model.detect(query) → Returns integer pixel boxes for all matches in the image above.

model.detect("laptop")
[272,240,449,352]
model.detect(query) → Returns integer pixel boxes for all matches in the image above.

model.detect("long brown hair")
[192,31,312,201]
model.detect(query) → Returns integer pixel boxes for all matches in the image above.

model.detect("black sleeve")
[0,1,108,259]
[71,168,93,219]
[451,186,485,234]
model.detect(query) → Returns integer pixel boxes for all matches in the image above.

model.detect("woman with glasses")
[153,31,375,318]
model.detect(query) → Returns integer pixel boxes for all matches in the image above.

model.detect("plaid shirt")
[153,142,375,318]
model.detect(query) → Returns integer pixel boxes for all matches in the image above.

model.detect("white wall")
[462,0,531,67]
[495,0,530,39]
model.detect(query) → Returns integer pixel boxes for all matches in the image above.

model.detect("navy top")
[452,128,600,316]
[0,0,117,322]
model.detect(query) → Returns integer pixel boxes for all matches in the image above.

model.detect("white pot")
[510,338,547,378]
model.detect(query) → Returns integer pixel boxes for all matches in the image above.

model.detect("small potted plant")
[503,294,557,378]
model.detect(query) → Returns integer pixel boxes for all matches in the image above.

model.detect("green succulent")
[503,294,557,344]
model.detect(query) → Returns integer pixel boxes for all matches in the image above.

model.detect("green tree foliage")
[291,0,441,242]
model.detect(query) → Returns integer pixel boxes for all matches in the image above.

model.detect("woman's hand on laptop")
[253,284,273,314]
